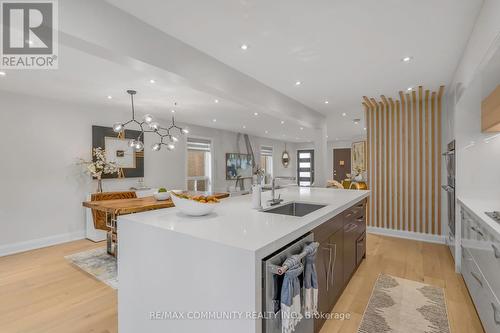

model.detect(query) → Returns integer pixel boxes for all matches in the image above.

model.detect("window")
[260,146,273,184]
[187,138,212,192]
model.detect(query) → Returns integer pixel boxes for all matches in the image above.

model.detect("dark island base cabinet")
[313,199,366,333]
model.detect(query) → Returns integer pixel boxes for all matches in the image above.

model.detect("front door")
[333,148,351,181]
[297,149,314,186]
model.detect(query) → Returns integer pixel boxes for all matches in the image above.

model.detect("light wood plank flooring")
[0,234,483,333]
[321,234,484,333]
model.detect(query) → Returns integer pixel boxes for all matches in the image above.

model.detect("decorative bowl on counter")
[153,191,170,201]
[170,191,219,216]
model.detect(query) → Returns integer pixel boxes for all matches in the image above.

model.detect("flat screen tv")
[226,153,253,180]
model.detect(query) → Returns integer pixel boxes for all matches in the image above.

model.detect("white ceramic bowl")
[153,192,170,201]
[170,192,217,216]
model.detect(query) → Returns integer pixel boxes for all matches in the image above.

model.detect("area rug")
[65,247,117,289]
[358,274,450,333]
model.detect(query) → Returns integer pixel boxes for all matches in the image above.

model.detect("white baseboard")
[0,230,85,257]
[367,226,446,244]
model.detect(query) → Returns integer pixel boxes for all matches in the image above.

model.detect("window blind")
[187,138,211,152]
[261,146,273,157]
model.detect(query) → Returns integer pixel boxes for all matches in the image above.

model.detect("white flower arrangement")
[79,147,119,179]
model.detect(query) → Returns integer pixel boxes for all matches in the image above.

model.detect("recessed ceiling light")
[324,100,329,104]
[0,71,6,76]
[280,120,285,125]
[300,127,304,130]
[364,127,367,131]
[28,40,33,45]
[295,81,302,86]
[150,79,155,84]
[212,119,217,122]
[240,44,248,50]
[407,87,413,91]
[242,125,246,129]
[254,112,259,116]
[265,130,268,134]
[107,95,112,99]
[171,109,175,113]
[342,112,347,117]
[335,137,339,141]
[402,56,412,62]
[214,99,219,103]
[326,135,329,139]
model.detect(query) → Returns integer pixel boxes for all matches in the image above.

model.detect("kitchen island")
[117,186,369,333]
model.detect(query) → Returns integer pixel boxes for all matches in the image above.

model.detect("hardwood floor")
[320,234,484,333]
[0,240,116,333]
[0,234,483,333]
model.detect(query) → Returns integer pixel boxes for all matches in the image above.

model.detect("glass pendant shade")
[128,139,137,148]
[134,141,144,151]
[182,128,189,134]
[171,136,179,142]
[167,143,175,150]
[143,114,153,123]
[113,123,124,133]
[149,122,160,131]
[151,143,161,151]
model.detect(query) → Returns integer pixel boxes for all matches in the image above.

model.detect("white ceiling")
[0,45,317,142]
[107,0,483,140]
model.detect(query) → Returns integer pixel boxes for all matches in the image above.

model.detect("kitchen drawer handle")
[471,271,483,288]
[491,244,500,259]
[492,303,500,325]
[356,217,365,222]
[470,226,484,238]
[345,223,358,233]
[355,203,365,208]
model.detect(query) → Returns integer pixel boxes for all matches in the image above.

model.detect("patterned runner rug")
[358,274,450,333]
[65,247,117,289]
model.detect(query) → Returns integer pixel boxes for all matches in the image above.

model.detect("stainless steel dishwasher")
[262,233,315,333]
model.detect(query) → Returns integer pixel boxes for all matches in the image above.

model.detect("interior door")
[333,148,351,181]
[297,149,315,186]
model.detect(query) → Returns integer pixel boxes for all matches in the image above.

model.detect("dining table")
[82,192,230,257]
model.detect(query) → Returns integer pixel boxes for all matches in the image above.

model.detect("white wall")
[444,0,500,236]
[0,91,295,253]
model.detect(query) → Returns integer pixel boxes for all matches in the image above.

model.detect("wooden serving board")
[82,192,230,216]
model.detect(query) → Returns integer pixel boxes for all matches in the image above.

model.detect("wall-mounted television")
[226,153,253,180]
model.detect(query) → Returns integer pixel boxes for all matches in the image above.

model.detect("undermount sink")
[262,202,326,217]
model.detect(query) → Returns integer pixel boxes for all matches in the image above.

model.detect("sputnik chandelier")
[112,90,189,151]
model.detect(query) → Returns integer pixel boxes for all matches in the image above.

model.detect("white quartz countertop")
[458,196,500,235]
[119,187,369,257]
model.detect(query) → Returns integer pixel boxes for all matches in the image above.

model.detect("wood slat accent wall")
[363,85,444,235]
